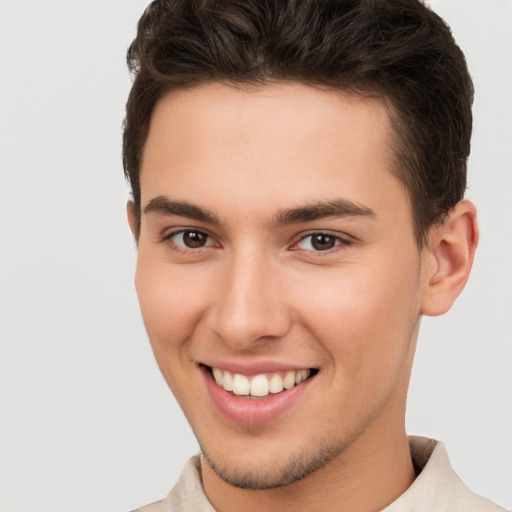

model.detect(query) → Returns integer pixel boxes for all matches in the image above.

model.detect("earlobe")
[126,200,140,244]
[421,199,479,316]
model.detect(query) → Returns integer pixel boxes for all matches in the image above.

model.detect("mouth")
[203,365,318,398]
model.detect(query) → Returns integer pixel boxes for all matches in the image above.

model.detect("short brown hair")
[123,0,474,245]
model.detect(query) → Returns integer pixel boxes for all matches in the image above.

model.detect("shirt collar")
[164,436,502,512]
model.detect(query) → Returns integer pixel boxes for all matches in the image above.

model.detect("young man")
[123,1,505,510]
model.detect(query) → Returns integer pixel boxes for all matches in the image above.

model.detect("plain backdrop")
[0,1,511,511]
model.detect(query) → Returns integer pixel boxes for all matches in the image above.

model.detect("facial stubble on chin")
[191,383,404,491]
[197,434,351,491]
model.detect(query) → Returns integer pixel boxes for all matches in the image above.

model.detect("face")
[133,83,430,489]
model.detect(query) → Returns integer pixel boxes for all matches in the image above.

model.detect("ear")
[420,199,479,316]
[126,200,139,243]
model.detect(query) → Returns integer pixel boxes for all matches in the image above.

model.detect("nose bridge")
[209,244,290,348]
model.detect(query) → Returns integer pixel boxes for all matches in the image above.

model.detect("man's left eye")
[296,233,343,251]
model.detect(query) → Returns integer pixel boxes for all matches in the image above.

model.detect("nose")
[207,249,292,350]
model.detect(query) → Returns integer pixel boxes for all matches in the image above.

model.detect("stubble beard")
[198,435,349,490]
[191,394,389,491]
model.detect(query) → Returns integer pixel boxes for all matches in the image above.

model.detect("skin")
[128,82,478,512]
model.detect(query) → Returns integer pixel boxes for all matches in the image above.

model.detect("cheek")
[134,258,210,358]
[294,257,421,381]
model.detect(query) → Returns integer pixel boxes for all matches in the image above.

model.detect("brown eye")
[182,231,207,248]
[168,230,213,249]
[296,233,344,252]
[311,234,336,251]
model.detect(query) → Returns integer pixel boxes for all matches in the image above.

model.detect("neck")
[201,426,416,512]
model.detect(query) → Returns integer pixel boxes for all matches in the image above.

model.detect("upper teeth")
[212,368,311,397]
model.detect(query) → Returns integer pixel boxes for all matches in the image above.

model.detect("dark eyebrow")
[271,199,375,227]
[143,196,220,225]
[143,196,374,227]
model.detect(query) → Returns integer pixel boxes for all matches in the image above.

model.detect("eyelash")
[161,229,216,254]
[161,229,352,255]
[291,231,352,254]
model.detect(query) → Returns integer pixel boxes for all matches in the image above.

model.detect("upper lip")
[200,360,317,376]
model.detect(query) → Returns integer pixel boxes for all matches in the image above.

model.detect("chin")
[198,434,348,490]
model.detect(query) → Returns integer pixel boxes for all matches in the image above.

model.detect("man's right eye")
[166,230,213,249]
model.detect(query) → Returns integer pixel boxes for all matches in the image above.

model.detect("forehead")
[143,82,393,163]
[140,82,407,225]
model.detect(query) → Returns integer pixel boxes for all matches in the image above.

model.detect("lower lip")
[202,367,313,425]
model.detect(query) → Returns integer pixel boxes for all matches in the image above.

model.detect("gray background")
[0,1,511,511]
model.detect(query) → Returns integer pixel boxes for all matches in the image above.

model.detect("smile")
[209,367,314,397]
[202,364,318,424]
